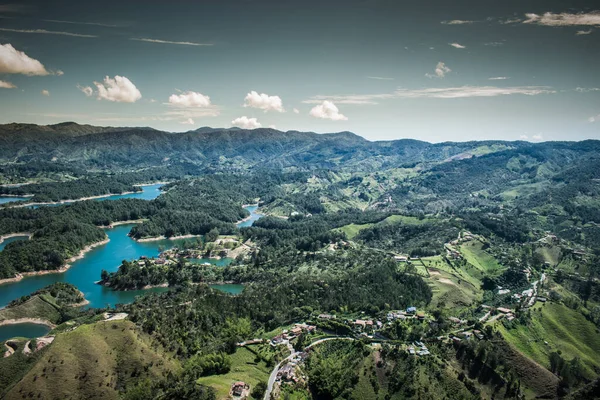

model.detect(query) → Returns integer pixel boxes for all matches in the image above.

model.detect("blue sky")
[0,0,599,142]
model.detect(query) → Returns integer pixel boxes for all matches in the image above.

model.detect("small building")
[406,306,417,314]
[497,307,512,314]
[318,313,335,320]
[231,381,249,397]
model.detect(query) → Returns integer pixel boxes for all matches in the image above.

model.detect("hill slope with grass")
[3,319,178,400]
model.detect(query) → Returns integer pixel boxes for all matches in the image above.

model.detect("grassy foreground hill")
[3,319,178,400]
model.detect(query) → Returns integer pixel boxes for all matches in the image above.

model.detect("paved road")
[263,337,354,400]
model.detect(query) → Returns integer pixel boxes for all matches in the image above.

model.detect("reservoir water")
[0,185,262,340]
[0,235,30,252]
[0,196,31,205]
[0,323,51,342]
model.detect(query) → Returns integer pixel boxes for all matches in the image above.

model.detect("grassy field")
[196,346,271,399]
[497,302,600,379]
[5,319,178,400]
[0,296,61,324]
[336,214,435,240]
[459,240,504,274]
[425,266,481,311]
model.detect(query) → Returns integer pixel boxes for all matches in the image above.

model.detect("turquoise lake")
[0,235,30,252]
[0,323,51,342]
[0,196,31,205]
[0,186,261,340]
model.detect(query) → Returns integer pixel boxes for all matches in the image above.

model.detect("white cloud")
[441,20,474,25]
[484,41,505,47]
[168,91,211,107]
[524,12,600,26]
[576,29,593,35]
[243,91,285,112]
[520,135,529,140]
[575,87,600,93]
[82,75,142,103]
[499,18,522,25]
[367,76,394,80]
[532,134,543,141]
[0,80,16,88]
[426,62,451,79]
[0,43,49,75]
[269,125,277,129]
[41,89,50,96]
[489,77,509,80]
[393,86,554,99]
[181,118,195,125]
[0,28,96,37]
[589,114,600,123]
[77,85,93,97]
[55,69,64,76]
[293,108,300,114]
[43,19,118,28]
[309,101,348,121]
[130,38,213,46]
[231,116,261,129]
[303,93,393,105]
[305,86,555,104]
[449,43,466,49]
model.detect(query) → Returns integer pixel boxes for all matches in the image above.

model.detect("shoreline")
[0,318,57,329]
[0,232,32,244]
[97,219,147,229]
[0,237,110,286]
[136,234,203,242]
[134,181,170,187]
[8,191,141,208]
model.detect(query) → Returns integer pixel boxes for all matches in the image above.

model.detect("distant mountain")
[0,122,598,172]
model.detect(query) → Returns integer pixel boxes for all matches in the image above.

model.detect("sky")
[0,0,599,142]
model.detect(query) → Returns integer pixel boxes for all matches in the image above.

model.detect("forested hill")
[4,122,597,172]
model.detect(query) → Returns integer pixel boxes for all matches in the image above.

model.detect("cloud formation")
[0,43,49,75]
[426,62,451,78]
[532,134,543,141]
[168,91,212,107]
[77,84,93,97]
[441,20,474,25]
[394,86,554,99]
[243,91,285,112]
[367,76,394,80]
[0,28,96,38]
[41,89,50,96]
[523,11,600,26]
[449,43,466,49]
[43,19,118,28]
[181,118,195,125]
[131,38,212,46]
[489,77,509,80]
[80,76,142,103]
[309,101,348,121]
[231,116,261,129]
[576,29,593,35]
[306,86,555,104]
[0,80,16,88]
[293,108,300,114]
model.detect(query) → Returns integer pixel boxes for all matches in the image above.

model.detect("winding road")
[263,337,354,400]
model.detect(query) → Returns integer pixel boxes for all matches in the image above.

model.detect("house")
[231,381,249,397]
[406,306,417,314]
[460,331,473,340]
[473,330,484,340]
[537,297,547,303]
[318,313,335,320]
[496,307,512,314]
[416,313,426,321]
